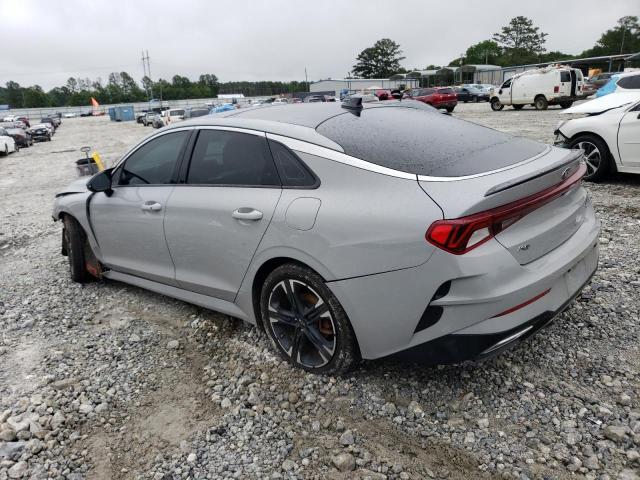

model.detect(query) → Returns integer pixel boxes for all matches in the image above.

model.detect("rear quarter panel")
[254,151,443,279]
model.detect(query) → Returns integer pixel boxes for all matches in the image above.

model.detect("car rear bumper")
[328,197,600,361]
[384,249,597,364]
[434,101,457,108]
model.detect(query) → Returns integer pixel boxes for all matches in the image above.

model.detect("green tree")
[583,16,640,56]
[352,38,406,78]
[5,81,23,108]
[493,16,548,64]
[23,86,49,107]
[465,40,503,65]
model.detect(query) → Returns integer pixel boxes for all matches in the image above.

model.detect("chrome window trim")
[268,134,555,183]
[266,133,417,180]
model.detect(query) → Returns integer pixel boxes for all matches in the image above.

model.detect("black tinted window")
[317,106,545,177]
[618,75,640,89]
[187,130,279,186]
[502,79,511,88]
[268,141,317,188]
[560,71,571,82]
[118,131,189,186]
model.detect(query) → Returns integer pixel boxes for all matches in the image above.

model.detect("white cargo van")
[490,66,584,111]
[161,108,185,126]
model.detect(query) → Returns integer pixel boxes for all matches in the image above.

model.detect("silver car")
[52,101,600,374]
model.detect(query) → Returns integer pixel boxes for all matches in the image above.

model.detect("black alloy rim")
[267,279,336,368]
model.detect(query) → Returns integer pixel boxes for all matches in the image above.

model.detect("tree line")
[351,16,640,78]
[0,73,309,109]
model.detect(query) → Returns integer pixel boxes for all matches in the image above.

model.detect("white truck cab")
[490,66,584,111]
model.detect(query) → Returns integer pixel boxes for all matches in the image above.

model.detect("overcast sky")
[1,0,637,89]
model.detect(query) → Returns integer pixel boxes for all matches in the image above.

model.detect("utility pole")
[141,50,153,105]
[305,68,309,92]
[620,25,627,54]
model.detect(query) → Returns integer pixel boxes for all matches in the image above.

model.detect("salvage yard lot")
[0,103,639,479]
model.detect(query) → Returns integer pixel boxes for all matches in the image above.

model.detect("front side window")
[187,130,279,186]
[116,131,189,186]
[501,79,511,89]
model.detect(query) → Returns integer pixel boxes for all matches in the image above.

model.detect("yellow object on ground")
[92,152,105,171]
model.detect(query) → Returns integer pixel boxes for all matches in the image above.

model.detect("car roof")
[167,101,438,151]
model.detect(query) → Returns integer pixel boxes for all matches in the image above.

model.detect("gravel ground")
[0,104,639,480]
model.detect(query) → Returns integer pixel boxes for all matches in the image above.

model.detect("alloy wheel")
[267,279,336,368]
[576,141,601,178]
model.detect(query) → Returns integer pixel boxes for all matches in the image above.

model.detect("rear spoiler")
[484,149,583,197]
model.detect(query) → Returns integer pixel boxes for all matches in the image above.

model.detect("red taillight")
[554,86,560,93]
[426,163,587,255]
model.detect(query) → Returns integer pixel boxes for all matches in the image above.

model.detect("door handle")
[232,208,263,221]
[141,202,162,212]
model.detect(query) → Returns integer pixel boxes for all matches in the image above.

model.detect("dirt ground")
[1,103,638,480]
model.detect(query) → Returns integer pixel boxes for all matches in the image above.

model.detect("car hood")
[563,92,640,114]
[55,177,89,197]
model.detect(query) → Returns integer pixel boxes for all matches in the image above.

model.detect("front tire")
[568,134,611,182]
[490,98,504,111]
[260,263,358,374]
[62,216,90,283]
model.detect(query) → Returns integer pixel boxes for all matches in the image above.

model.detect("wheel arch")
[249,256,330,332]
[567,130,616,171]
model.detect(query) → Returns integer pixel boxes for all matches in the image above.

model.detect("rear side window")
[618,75,640,89]
[186,130,279,186]
[560,71,571,82]
[117,131,190,186]
[268,140,318,188]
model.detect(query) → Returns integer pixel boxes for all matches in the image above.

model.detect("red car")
[404,87,458,112]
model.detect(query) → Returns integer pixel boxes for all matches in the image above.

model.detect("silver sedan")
[53,101,600,374]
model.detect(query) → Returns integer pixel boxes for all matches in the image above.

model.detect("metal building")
[309,78,418,96]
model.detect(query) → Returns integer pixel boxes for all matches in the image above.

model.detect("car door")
[498,78,512,103]
[89,129,192,285]
[163,127,282,301]
[617,102,640,168]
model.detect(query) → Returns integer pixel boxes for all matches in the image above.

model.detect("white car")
[0,127,18,155]
[491,66,584,111]
[272,98,289,104]
[554,92,640,180]
[63,112,79,118]
[595,70,640,97]
[2,115,17,122]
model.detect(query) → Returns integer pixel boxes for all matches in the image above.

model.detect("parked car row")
[0,112,63,156]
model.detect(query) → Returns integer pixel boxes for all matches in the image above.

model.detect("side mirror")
[88,169,113,196]
[499,89,503,95]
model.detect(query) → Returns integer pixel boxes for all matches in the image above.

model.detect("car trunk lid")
[420,147,587,264]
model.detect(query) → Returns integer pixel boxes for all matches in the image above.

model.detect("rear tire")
[534,95,548,110]
[559,101,574,109]
[513,104,524,110]
[473,96,479,103]
[260,263,358,375]
[490,98,504,111]
[62,216,90,283]
[445,106,455,113]
[568,134,611,182]
[1,145,7,156]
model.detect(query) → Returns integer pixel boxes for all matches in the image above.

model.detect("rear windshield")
[316,107,546,177]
